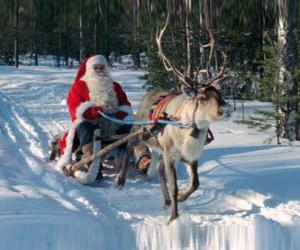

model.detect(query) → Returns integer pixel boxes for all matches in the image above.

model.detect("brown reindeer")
[127,9,231,222]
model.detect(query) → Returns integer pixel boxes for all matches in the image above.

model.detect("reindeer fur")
[132,87,230,222]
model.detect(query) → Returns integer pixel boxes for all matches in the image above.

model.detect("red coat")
[67,79,132,122]
[56,60,133,171]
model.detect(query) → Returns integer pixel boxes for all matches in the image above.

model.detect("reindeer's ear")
[210,81,222,90]
[181,84,197,98]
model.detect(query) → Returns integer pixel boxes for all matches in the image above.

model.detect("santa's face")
[93,64,106,77]
[83,62,118,113]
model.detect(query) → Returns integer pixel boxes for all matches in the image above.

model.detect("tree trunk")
[93,0,101,54]
[104,0,110,59]
[132,0,140,68]
[34,36,38,66]
[79,3,84,62]
[64,0,69,67]
[276,0,298,141]
[14,0,20,68]
[56,32,61,67]
[295,81,300,140]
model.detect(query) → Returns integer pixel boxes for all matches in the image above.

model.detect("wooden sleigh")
[49,127,150,187]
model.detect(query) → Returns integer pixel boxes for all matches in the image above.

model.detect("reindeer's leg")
[163,152,178,222]
[157,158,171,207]
[115,144,133,189]
[178,161,199,202]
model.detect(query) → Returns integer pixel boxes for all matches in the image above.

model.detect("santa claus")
[56,55,133,174]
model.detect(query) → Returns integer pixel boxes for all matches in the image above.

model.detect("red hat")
[86,55,108,71]
[73,55,109,83]
[74,56,90,82]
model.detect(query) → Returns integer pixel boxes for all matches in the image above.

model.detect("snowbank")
[0,65,300,249]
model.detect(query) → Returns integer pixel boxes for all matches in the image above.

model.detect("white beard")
[83,74,118,113]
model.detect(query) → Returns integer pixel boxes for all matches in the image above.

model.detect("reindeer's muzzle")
[219,103,232,120]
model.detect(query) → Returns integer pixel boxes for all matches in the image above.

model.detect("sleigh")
[49,127,150,186]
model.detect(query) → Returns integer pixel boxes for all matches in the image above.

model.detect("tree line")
[0,0,299,144]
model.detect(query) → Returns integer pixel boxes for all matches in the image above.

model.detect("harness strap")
[191,98,199,128]
[148,94,178,123]
[99,111,193,128]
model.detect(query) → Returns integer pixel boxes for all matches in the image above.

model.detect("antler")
[156,0,227,91]
[156,14,193,88]
[205,51,227,87]
[195,0,227,88]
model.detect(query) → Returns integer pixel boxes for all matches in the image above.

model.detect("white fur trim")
[85,55,110,77]
[55,101,96,172]
[118,105,133,115]
[76,101,95,119]
[86,55,108,69]
[55,119,81,172]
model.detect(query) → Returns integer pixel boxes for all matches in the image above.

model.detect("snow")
[0,65,300,250]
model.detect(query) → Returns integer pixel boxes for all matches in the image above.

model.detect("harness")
[98,90,194,129]
[98,94,213,141]
[147,94,178,124]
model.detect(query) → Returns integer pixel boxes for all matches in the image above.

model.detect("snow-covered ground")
[0,65,300,250]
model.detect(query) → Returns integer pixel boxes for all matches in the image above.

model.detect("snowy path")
[0,66,300,250]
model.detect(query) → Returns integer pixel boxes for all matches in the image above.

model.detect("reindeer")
[127,10,231,222]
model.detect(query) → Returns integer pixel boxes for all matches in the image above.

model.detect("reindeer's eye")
[199,95,209,103]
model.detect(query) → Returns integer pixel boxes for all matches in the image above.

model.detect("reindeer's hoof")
[177,194,188,202]
[115,174,125,189]
[167,214,178,224]
[178,190,191,202]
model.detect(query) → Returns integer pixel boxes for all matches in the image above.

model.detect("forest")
[0,0,299,143]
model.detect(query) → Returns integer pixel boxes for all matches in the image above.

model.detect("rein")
[98,94,201,130]
[98,110,193,128]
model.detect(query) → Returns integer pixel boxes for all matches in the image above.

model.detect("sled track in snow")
[1,67,300,249]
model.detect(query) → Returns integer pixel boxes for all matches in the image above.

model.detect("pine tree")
[236,35,288,144]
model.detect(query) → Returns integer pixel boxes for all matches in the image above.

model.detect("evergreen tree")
[236,35,290,144]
